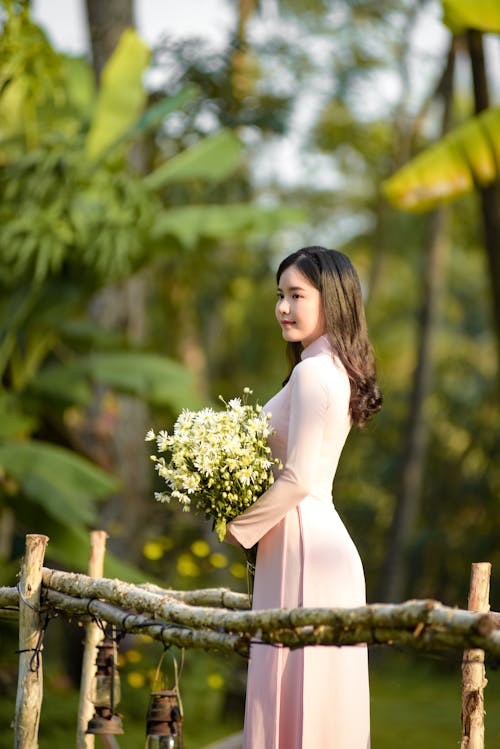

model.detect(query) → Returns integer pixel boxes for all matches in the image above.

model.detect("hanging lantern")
[146,649,184,749]
[86,633,124,736]
[146,689,183,748]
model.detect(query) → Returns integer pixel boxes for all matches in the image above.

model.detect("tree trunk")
[85,0,134,83]
[467,30,500,382]
[83,0,153,561]
[379,41,456,602]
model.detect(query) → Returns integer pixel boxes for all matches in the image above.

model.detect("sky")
[29,0,499,197]
[31,0,236,54]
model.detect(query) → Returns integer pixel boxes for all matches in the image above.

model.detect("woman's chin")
[281,329,301,343]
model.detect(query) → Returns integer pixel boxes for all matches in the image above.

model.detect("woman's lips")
[280,320,295,328]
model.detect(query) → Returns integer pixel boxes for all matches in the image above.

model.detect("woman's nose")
[277,298,289,315]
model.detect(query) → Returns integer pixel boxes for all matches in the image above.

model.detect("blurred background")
[0,0,499,747]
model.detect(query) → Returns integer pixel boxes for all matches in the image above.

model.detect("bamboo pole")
[76,531,108,749]
[461,562,491,749]
[14,534,49,749]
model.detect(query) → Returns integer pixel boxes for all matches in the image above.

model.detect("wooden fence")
[0,533,497,749]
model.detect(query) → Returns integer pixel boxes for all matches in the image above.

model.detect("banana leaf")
[143,128,243,190]
[0,394,36,439]
[382,107,500,212]
[96,85,199,162]
[442,0,500,33]
[42,523,153,582]
[29,351,204,410]
[152,203,307,248]
[61,55,96,117]
[7,508,153,583]
[0,441,119,526]
[86,29,150,160]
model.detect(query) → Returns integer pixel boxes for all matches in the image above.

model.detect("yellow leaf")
[442,0,500,33]
[86,29,150,160]
[383,107,500,212]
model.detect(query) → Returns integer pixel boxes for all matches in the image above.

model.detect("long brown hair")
[277,246,382,427]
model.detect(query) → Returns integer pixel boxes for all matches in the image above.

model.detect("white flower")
[154,491,170,503]
[149,388,281,540]
[228,397,243,413]
[145,429,156,442]
[156,430,170,451]
[237,467,253,486]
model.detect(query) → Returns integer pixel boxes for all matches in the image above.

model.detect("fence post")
[76,530,108,749]
[14,533,49,749]
[461,561,491,749]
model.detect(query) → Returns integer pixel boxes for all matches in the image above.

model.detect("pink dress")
[226,334,370,749]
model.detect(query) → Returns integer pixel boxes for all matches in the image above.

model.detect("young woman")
[226,246,382,749]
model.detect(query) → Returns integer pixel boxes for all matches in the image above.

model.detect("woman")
[226,246,382,749]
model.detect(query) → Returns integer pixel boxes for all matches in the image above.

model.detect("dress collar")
[300,334,332,360]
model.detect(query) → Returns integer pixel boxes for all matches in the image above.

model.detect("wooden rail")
[1,534,496,749]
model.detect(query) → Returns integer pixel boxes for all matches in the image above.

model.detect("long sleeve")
[226,357,334,549]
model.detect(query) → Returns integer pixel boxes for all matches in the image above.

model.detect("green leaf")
[0,441,119,526]
[30,352,204,410]
[98,85,199,160]
[143,129,242,190]
[43,524,152,582]
[86,352,204,410]
[28,361,92,406]
[0,394,37,439]
[215,517,227,543]
[152,203,307,248]
[61,54,95,117]
[85,29,150,160]
[442,0,500,33]
[382,107,500,212]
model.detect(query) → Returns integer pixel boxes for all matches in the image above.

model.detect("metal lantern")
[86,635,124,736]
[146,648,184,749]
[146,689,183,749]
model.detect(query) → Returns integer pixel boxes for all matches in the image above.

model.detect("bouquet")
[146,388,281,542]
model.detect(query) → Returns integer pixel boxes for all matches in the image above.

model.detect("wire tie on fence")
[16,581,41,613]
[160,623,186,646]
[160,624,170,647]
[86,602,108,635]
[86,597,99,617]
[121,612,136,632]
[16,610,51,673]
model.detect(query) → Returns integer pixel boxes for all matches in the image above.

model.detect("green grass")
[370,650,500,748]
[2,648,500,748]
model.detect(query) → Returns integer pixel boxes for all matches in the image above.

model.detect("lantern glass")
[146,737,179,749]
[86,633,124,736]
[94,671,121,708]
[146,689,183,749]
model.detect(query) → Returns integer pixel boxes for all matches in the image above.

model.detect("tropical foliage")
[0,0,499,744]
[383,107,500,211]
[0,4,301,578]
[0,0,497,655]
[383,0,500,210]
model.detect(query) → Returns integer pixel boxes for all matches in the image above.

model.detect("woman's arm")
[226,357,334,548]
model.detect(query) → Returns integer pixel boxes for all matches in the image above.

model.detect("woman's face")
[276,264,325,347]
